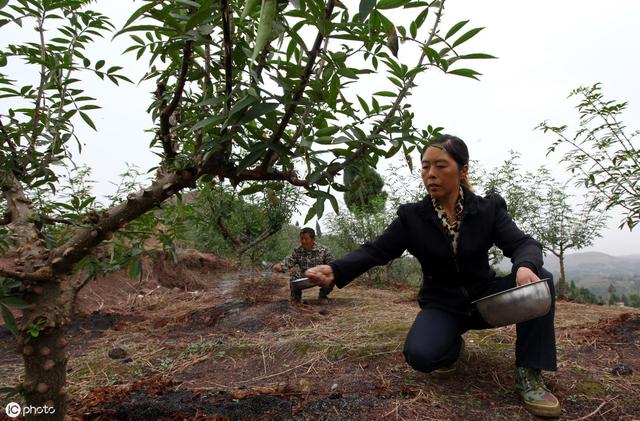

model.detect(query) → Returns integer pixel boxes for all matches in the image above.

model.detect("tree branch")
[195,43,214,156]
[287,36,331,151]
[590,95,640,170]
[0,264,52,282]
[556,130,637,201]
[237,228,278,255]
[254,45,270,82]
[315,1,445,184]
[216,216,242,250]
[231,166,307,186]
[49,169,197,275]
[258,0,336,173]
[29,14,48,150]
[35,214,81,226]
[1,173,51,278]
[221,0,233,109]
[159,41,193,162]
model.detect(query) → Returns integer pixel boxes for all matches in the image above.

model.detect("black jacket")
[329,186,543,315]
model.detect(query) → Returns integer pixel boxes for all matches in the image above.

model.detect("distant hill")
[498,251,640,297]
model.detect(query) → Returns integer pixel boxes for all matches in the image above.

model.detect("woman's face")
[421,146,468,200]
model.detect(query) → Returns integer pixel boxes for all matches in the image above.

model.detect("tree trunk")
[19,279,67,421]
[558,253,567,299]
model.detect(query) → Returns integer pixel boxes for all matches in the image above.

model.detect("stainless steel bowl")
[290,277,317,291]
[472,279,552,327]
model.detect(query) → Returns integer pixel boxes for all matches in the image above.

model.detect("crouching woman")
[305,135,560,418]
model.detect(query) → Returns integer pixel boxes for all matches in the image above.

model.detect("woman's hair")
[422,134,473,190]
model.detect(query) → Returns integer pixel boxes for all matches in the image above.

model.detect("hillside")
[1,252,639,420]
[499,252,640,297]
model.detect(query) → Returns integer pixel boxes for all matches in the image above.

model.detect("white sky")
[1,0,638,255]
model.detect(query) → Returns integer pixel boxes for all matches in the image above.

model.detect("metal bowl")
[290,277,317,291]
[472,279,552,327]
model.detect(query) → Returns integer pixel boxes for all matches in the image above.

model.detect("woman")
[305,135,560,418]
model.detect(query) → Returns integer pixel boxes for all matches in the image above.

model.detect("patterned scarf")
[430,187,464,254]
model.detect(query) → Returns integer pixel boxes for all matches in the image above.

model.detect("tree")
[0,0,491,418]
[527,181,607,298]
[607,282,619,305]
[538,83,640,230]
[343,163,387,213]
[480,156,608,298]
[189,182,299,261]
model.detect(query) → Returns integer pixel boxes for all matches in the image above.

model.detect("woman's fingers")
[305,265,334,287]
[515,266,539,286]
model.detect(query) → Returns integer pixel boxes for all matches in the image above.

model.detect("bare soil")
[1,251,639,420]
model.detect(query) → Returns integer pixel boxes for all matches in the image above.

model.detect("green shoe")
[432,339,465,377]
[515,367,561,418]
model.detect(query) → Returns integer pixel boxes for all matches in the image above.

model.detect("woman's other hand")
[515,266,540,286]
[305,265,335,288]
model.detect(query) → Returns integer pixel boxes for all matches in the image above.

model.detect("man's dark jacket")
[329,186,543,315]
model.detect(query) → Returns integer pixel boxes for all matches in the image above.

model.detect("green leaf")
[314,197,325,218]
[228,94,258,118]
[176,0,201,7]
[240,102,279,124]
[358,0,376,22]
[95,60,105,70]
[415,8,428,29]
[238,183,266,195]
[445,20,469,39]
[0,304,18,337]
[304,204,316,223]
[252,0,277,61]
[452,27,484,48]
[374,91,396,97]
[79,111,97,130]
[119,1,161,36]
[447,68,481,80]
[0,386,20,398]
[127,256,142,280]
[0,0,9,10]
[196,97,224,107]
[0,296,29,309]
[316,126,339,137]
[237,143,268,173]
[185,4,215,31]
[356,95,370,114]
[190,114,225,132]
[328,194,339,213]
[409,21,417,38]
[458,53,497,60]
[377,0,409,9]
[328,75,340,108]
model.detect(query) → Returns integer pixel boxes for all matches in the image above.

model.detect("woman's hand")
[305,265,335,288]
[272,263,283,273]
[515,266,540,286]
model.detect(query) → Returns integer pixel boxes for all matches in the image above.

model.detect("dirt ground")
[1,251,639,420]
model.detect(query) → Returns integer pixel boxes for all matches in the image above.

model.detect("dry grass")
[3,266,640,420]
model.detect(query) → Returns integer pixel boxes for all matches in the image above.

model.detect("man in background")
[273,227,335,305]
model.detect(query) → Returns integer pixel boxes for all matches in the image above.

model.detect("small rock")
[611,363,633,376]
[331,383,338,391]
[319,308,328,315]
[108,347,128,360]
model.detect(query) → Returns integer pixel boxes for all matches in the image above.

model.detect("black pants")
[403,269,557,372]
